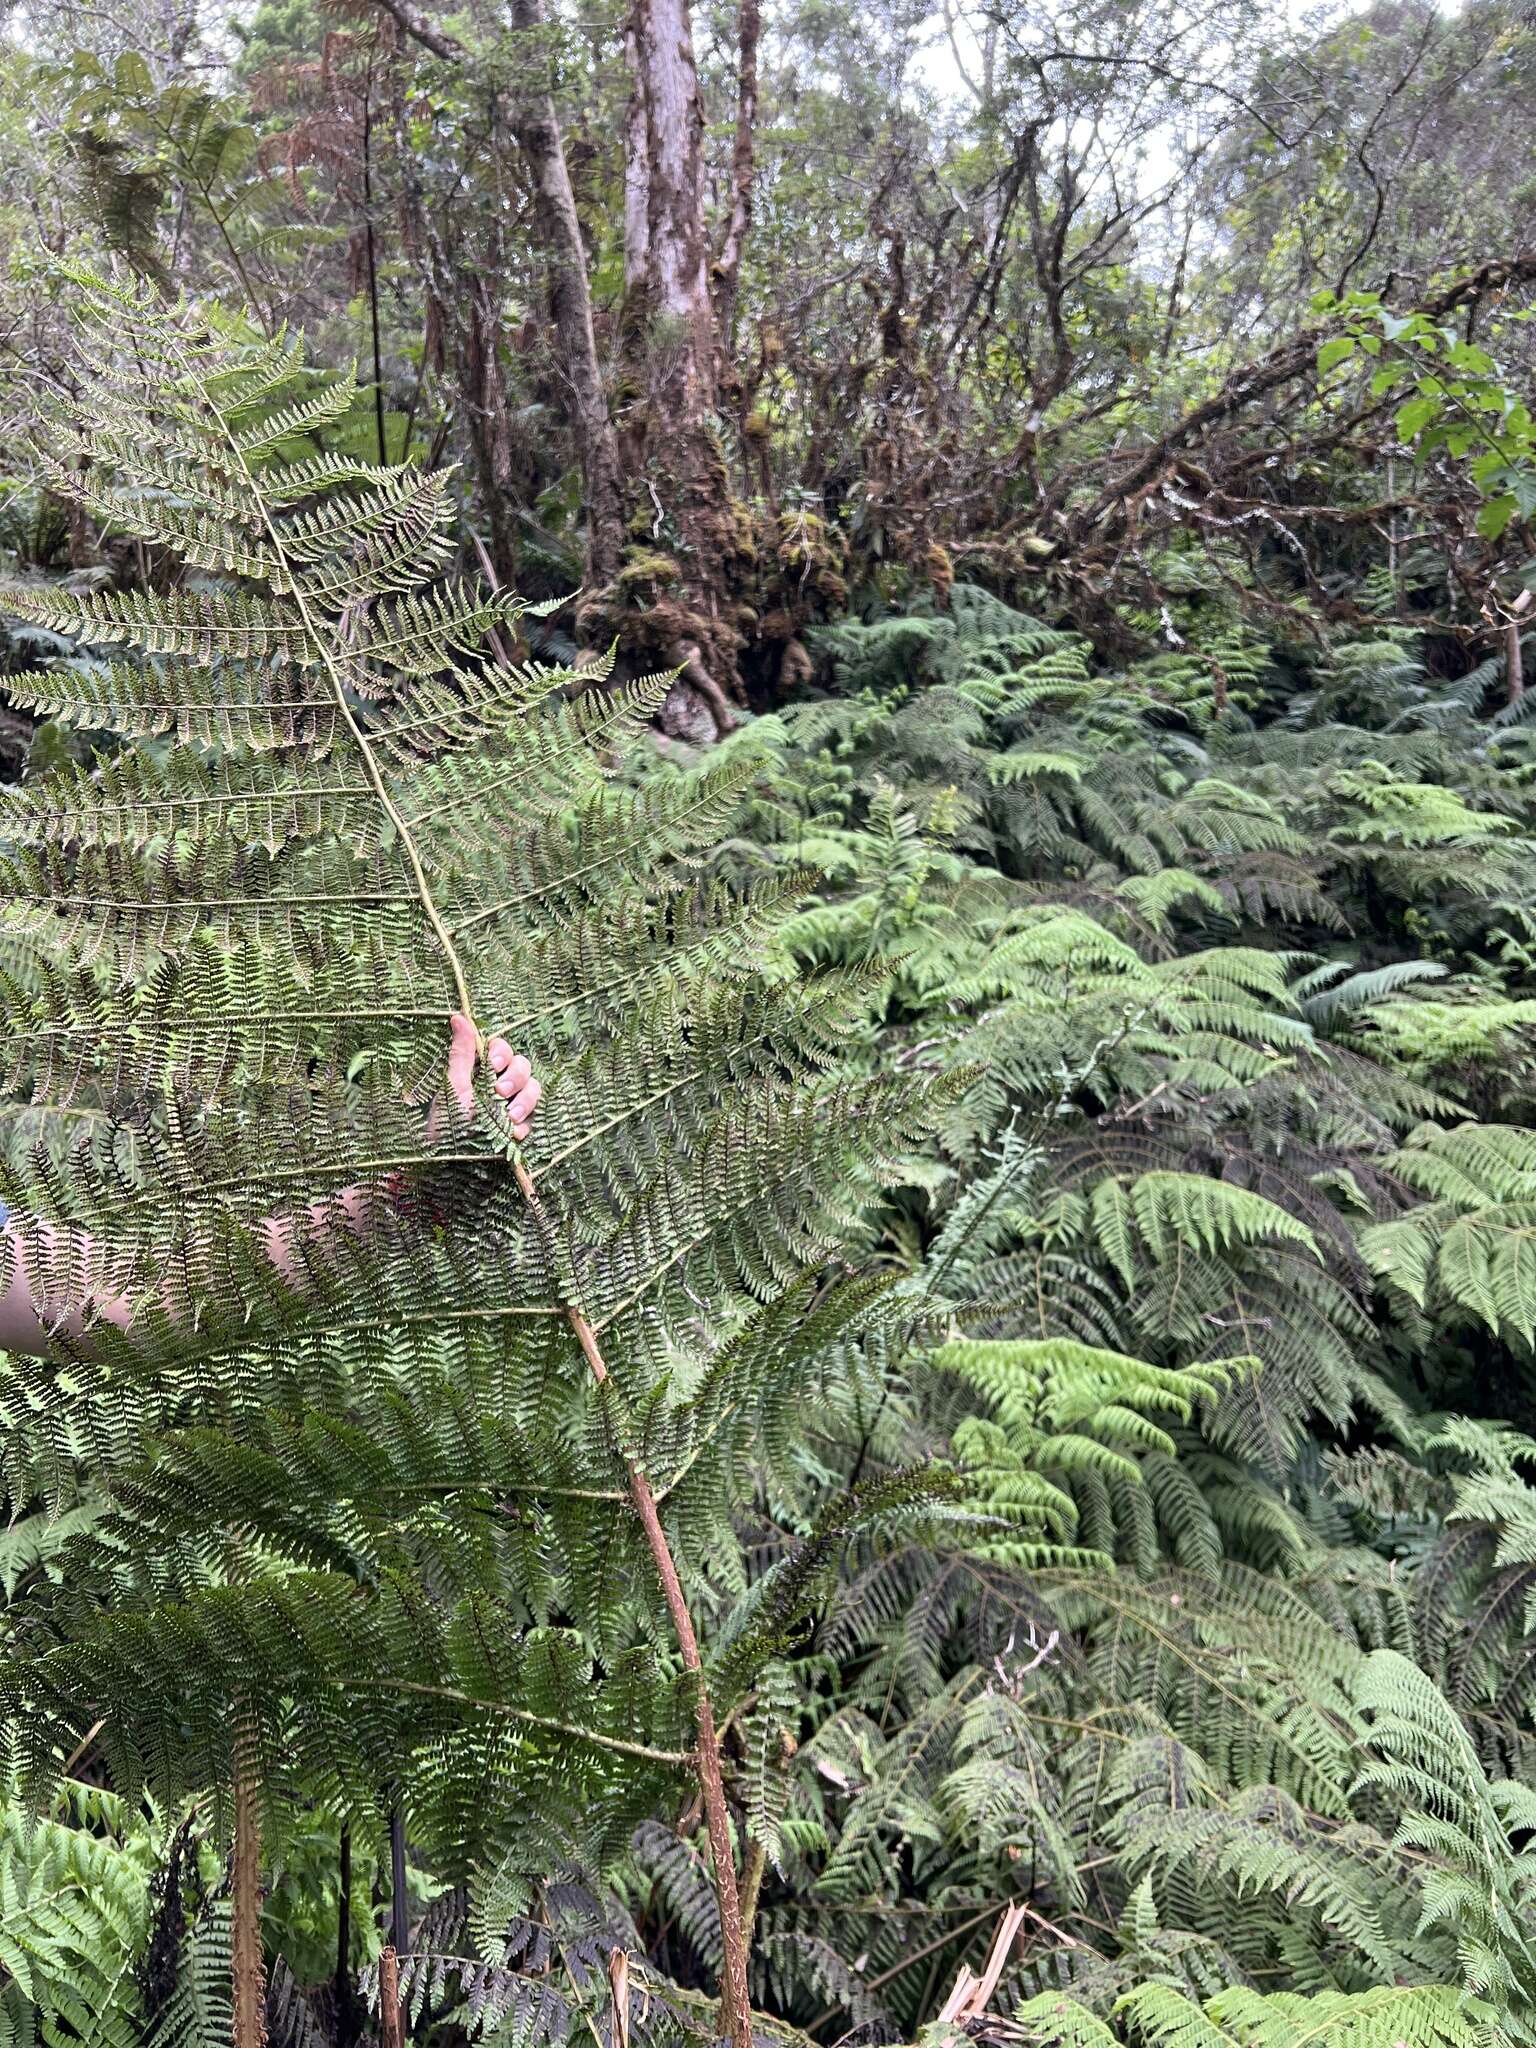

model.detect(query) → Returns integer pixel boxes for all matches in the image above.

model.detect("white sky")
[909,0,1354,100]
[904,0,1354,199]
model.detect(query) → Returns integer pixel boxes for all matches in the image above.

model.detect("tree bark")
[627,0,715,415]
[379,1946,406,2048]
[372,0,624,589]
[713,0,763,359]
[621,0,748,734]
[232,1738,267,2048]
[335,1826,361,2047]
[623,16,651,299]
[506,0,626,585]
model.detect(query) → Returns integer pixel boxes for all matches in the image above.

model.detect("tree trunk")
[1505,590,1530,705]
[627,0,715,415]
[506,0,626,586]
[377,0,760,734]
[713,0,763,360]
[335,1826,362,2047]
[462,274,523,582]
[379,1946,406,2048]
[373,0,623,591]
[623,16,651,300]
[232,1737,267,2048]
[621,0,747,735]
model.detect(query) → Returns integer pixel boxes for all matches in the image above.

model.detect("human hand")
[447,1012,542,1141]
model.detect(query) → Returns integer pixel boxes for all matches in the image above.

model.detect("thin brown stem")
[511,1157,753,2048]
[739,1837,767,1954]
[807,1901,1001,2032]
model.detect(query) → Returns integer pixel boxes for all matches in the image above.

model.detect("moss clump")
[776,508,848,607]
[615,550,682,594]
[725,497,759,563]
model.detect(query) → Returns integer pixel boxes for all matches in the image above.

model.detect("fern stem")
[188,339,755,2048]
[305,1675,692,1762]
[806,1900,1002,2033]
[738,1837,766,1952]
[512,1156,753,2048]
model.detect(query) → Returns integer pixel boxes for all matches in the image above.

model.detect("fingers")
[486,1037,524,1085]
[503,1075,542,1141]
[447,1011,478,1119]
[493,1035,541,1136]
[467,1028,542,1141]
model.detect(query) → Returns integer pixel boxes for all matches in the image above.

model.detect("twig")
[937,1902,1025,2024]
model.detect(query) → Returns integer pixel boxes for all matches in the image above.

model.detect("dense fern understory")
[5,283,1536,2048]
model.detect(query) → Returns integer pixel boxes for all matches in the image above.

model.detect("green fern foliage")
[1012,1982,1478,2048]
[0,268,945,1982]
[0,1779,158,2047]
[10,269,1536,2047]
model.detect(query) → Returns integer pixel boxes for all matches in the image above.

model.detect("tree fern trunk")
[336,1826,361,2047]
[232,1732,267,2048]
[379,1946,406,2048]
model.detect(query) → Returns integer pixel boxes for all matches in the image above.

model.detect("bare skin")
[0,1015,540,1360]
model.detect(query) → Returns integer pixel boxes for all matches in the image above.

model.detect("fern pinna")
[0,270,935,2044]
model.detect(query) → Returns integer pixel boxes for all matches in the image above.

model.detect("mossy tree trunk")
[378,0,625,592]
[596,0,752,738]
[373,0,762,735]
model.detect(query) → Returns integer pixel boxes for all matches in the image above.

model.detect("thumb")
[447,1011,479,1119]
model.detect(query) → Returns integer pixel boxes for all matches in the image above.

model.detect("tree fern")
[0,270,948,2044]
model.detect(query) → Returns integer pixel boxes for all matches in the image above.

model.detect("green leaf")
[1395,396,1440,441]
[1478,494,1520,540]
[113,51,154,97]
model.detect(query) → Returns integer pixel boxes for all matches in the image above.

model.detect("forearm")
[0,1017,539,1363]
[0,1171,458,1362]
[0,1192,372,1363]
[0,1220,134,1360]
